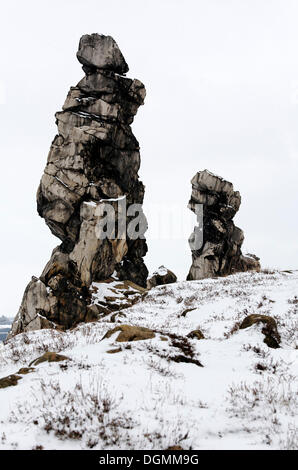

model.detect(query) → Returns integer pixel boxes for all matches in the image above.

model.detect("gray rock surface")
[9,34,148,337]
[187,170,260,280]
[77,34,129,75]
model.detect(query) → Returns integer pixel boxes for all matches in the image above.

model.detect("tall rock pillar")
[187,170,260,280]
[10,34,148,336]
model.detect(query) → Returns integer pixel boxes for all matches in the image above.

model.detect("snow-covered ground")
[0,270,297,450]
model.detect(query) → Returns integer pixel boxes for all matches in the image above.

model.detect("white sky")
[0,0,297,317]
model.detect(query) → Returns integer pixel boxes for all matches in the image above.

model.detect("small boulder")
[77,33,129,75]
[107,347,122,354]
[17,367,35,375]
[29,351,70,367]
[89,279,146,319]
[239,314,280,348]
[187,329,205,340]
[113,280,147,293]
[147,266,177,289]
[0,374,22,389]
[102,324,155,342]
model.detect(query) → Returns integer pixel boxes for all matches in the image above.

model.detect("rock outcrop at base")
[187,170,260,280]
[9,34,148,337]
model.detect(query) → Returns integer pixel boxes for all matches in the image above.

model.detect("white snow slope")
[0,270,297,450]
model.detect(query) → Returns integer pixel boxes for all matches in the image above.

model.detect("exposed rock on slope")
[9,34,148,337]
[187,170,260,280]
[147,266,177,289]
[89,279,147,317]
[0,374,22,389]
[102,324,155,342]
[240,314,280,349]
[29,352,70,367]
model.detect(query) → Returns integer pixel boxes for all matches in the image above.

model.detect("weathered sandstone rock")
[187,330,205,340]
[187,170,260,280]
[29,352,70,367]
[102,324,155,342]
[147,266,177,289]
[77,34,129,75]
[0,374,22,389]
[240,314,280,348]
[9,34,148,337]
[17,367,35,375]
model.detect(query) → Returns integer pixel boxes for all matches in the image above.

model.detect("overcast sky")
[1,0,298,317]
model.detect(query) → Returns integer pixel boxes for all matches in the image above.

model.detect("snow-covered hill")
[0,270,297,450]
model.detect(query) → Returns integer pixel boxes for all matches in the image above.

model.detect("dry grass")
[9,377,135,448]
[226,374,298,449]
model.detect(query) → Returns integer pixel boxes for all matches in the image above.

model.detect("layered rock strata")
[187,170,260,280]
[10,34,148,336]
